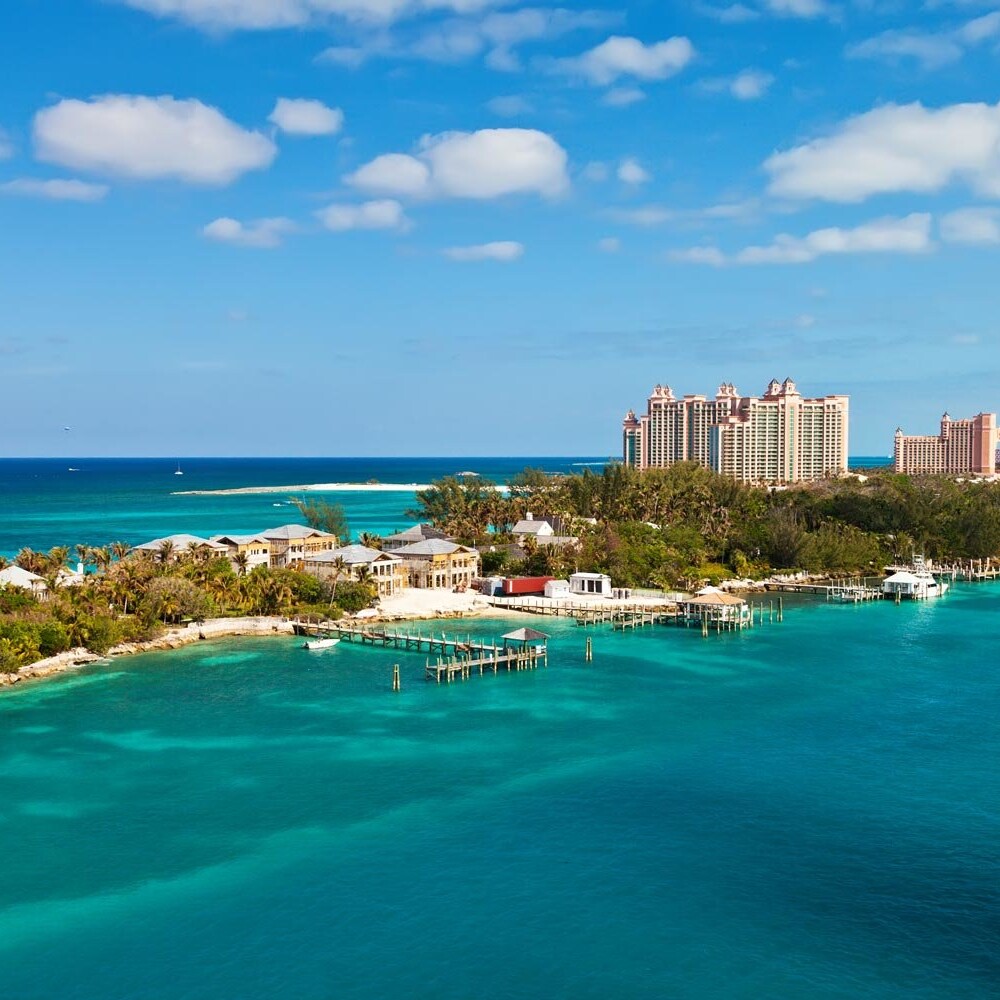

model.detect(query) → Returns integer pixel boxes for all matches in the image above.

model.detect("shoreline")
[0,601,528,691]
[172,482,510,496]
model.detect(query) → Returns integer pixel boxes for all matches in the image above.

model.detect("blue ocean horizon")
[0,455,893,557]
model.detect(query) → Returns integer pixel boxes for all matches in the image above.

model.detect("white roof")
[135,534,228,552]
[512,519,553,535]
[570,572,611,581]
[394,539,474,557]
[262,524,335,541]
[307,545,400,566]
[212,534,270,546]
[884,571,923,584]
[0,565,46,589]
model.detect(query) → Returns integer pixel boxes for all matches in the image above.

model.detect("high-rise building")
[894,413,997,476]
[622,378,849,484]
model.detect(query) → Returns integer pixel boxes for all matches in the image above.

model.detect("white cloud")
[730,69,774,99]
[316,198,409,231]
[765,101,1000,202]
[847,11,1000,70]
[940,206,1000,244]
[762,0,833,18]
[486,95,534,117]
[582,161,609,181]
[346,127,568,199]
[34,95,276,185]
[0,178,109,201]
[443,240,524,261]
[696,3,761,23]
[597,236,621,252]
[268,98,343,135]
[601,87,646,107]
[202,216,295,247]
[115,0,511,31]
[556,35,696,86]
[346,152,432,195]
[669,245,727,266]
[608,204,674,226]
[617,157,651,184]
[672,213,934,266]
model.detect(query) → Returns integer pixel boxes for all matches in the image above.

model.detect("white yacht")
[303,637,340,651]
[883,556,949,600]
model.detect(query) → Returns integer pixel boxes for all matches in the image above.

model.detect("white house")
[512,515,555,539]
[0,565,49,598]
[569,572,612,597]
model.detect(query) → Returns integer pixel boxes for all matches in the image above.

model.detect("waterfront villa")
[261,525,338,568]
[211,535,272,573]
[133,534,231,563]
[303,545,406,598]
[392,539,480,590]
[0,565,50,598]
[382,524,454,552]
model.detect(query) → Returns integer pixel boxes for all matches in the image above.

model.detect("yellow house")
[211,535,272,573]
[262,524,338,568]
[303,545,407,598]
[393,540,480,590]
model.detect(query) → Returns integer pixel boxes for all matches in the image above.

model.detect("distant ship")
[174,463,184,476]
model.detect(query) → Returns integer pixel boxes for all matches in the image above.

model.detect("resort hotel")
[894,412,998,476]
[622,378,849,484]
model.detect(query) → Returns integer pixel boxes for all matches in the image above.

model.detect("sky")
[2,0,999,458]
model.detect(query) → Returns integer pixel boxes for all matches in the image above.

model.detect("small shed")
[544,579,571,599]
[570,572,612,597]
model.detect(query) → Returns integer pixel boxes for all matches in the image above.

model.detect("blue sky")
[2,0,999,457]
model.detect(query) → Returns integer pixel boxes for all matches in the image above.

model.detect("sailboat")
[174,463,184,476]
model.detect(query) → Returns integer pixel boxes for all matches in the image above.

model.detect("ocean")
[0,585,997,998]
[0,456,893,558]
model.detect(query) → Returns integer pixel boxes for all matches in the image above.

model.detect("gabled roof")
[512,519,553,535]
[383,524,452,544]
[686,592,746,606]
[502,627,550,642]
[261,524,335,541]
[393,539,474,557]
[308,545,401,566]
[0,565,46,589]
[212,534,270,547]
[134,534,228,552]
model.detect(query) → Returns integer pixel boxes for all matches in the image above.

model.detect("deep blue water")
[0,456,891,557]
[1,586,998,998]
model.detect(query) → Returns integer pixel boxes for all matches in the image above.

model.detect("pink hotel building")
[622,378,850,484]
[894,413,998,476]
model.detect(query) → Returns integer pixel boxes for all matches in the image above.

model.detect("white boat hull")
[303,638,340,650]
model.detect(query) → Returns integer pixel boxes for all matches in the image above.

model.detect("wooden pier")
[294,620,550,684]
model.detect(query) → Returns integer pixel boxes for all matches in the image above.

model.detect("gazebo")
[680,587,750,626]
[501,627,550,667]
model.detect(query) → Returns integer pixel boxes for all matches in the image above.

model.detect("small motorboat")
[303,637,340,651]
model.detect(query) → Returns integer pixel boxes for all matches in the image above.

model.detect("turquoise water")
[1,586,998,998]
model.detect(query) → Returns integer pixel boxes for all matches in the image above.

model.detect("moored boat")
[302,637,340,651]
[883,556,949,600]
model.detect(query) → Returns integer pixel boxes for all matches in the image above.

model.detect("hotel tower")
[894,413,998,476]
[622,378,850,484]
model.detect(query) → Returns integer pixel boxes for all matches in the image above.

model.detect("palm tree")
[358,532,382,550]
[90,546,113,574]
[233,552,250,577]
[157,540,175,565]
[16,548,46,574]
[110,541,132,563]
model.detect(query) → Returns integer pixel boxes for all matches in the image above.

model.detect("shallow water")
[1,585,998,999]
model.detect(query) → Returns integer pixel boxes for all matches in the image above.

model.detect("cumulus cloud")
[268,98,344,135]
[617,157,651,184]
[34,95,276,185]
[203,216,296,247]
[316,199,409,231]
[346,128,568,199]
[764,101,1000,202]
[443,240,524,261]
[940,206,1000,244]
[555,35,696,86]
[847,11,1000,70]
[115,0,511,31]
[730,69,774,99]
[670,213,934,266]
[0,178,109,201]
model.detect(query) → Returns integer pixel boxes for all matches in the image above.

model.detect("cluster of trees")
[409,464,1000,590]
[0,541,378,674]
